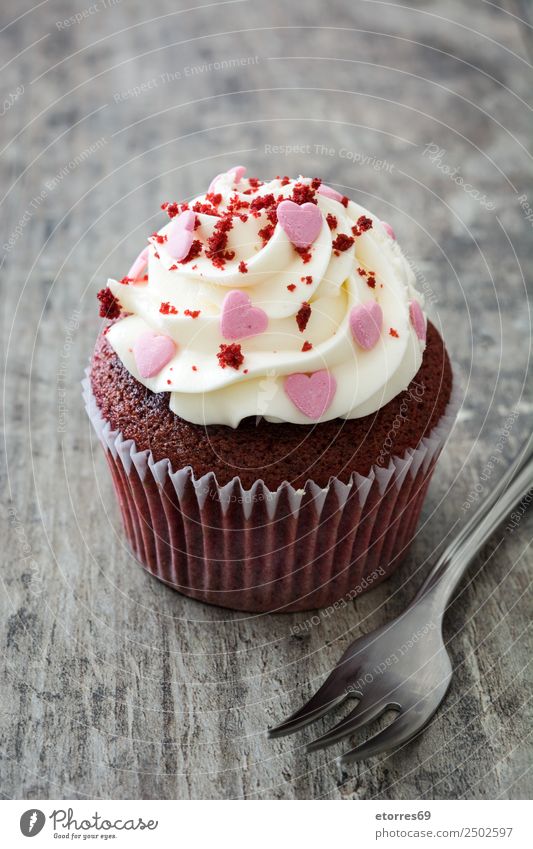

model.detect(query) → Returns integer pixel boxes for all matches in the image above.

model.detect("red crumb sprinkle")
[119,276,132,285]
[341,196,349,207]
[217,343,244,370]
[389,328,399,338]
[248,177,263,191]
[160,301,178,315]
[192,200,219,217]
[226,194,250,217]
[352,215,373,237]
[296,301,312,332]
[154,251,160,259]
[184,309,201,318]
[250,193,276,214]
[169,264,178,271]
[167,380,172,385]
[239,260,248,273]
[301,275,313,285]
[295,246,312,263]
[310,177,322,190]
[97,288,121,319]
[243,368,249,374]
[280,176,290,186]
[150,232,167,244]
[161,201,180,219]
[326,213,338,230]
[206,192,222,206]
[205,214,234,267]
[266,203,279,225]
[356,266,376,287]
[290,182,317,205]
[180,239,202,264]
[258,223,275,245]
[287,283,297,292]
[192,365,198,371]
[332,233,354,253]
[301,340,313,351]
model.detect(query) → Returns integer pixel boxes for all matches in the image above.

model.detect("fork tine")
[338,709,426,764]
[268,671,355,738]
[306,699,387,753]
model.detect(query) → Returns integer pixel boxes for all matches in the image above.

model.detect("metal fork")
[269,435,533,764]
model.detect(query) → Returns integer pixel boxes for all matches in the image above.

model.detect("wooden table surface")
[1,0,532,800]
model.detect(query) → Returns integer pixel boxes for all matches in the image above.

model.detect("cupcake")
[85,169,454,612]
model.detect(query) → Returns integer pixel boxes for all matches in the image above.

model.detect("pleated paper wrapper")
[83,376,458,613]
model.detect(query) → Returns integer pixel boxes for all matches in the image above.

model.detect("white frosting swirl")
[105,173,426,426]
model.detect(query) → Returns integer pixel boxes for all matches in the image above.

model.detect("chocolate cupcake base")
[90,323,452,489]
[83,374,457,613]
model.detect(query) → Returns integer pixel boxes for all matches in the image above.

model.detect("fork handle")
[412,434,533,613]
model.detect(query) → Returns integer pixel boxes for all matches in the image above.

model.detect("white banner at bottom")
[3,799,530,847]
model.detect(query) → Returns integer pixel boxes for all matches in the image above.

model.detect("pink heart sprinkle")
[133,331,176,378]
[208,174,222,194]
[409,300,426,341]
[229,165,246,183]
[277,200,323,249]
[350,302,383,350]
[381,221,396,240]
[284,370,337,419]
[208,165,246,194]
[166,210,196,261]
[127,246,149,282]
[317,184,344,203]
[179,210,196,230]
[220,290,268,340]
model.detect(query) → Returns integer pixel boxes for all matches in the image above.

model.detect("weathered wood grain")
[1,0,532,800]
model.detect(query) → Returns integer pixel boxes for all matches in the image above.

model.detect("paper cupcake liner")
[83,375,459,613]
